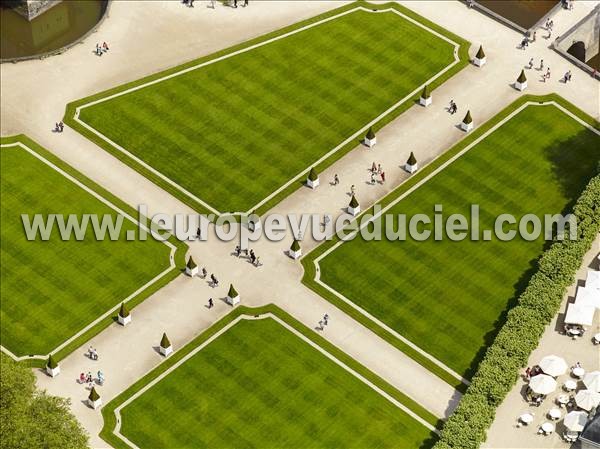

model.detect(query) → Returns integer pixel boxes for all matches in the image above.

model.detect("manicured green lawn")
[319,105,600,377]
[79,8,455,213]
[0,143,172,357]
[119,318,434,449]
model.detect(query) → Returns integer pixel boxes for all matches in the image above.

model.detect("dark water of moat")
[1,0,107,61]
[478,0,558,30]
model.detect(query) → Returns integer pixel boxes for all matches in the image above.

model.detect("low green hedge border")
[301,94,600,392]
[434,173,600,449]
[64,1,471,219]
[0,135,187,368]
[99,304,441,449]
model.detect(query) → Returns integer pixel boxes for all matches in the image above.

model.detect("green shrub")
[366,127,375,140]
[118,303,130,318]
[290,240,301,252]
[434,174,600,449]
[47,354,58,369]
[308,167,318,181]
[228,284,239,298]
[160,333,171,349]
[349,195,359,208]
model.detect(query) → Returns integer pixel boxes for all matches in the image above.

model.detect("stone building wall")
[14,0,62,21]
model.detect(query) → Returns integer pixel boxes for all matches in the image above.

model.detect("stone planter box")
[289,248,302,259]
[460,121,474,132]
[46,365,60,377]
[88,397,102,409]
[420,96,432,107]
[364,136,376,148]
[226,294,241,306]
[307,177,319,189]
[405,163,418,174]
[474,56,486,67]
[185,265,199,277]
[118,314,131,326]
[160,345,173,357]
[347,205,360,216]
[515,80,527,91]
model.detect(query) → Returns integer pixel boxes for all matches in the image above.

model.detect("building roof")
[581,414,600,446]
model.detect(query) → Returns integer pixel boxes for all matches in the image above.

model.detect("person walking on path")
[545,67,551,81]
[371,162,377,173]
[235,245,241,257]
[539,59,544,70]
[333,174,340,185]
[350,185,356,196]
[201,267,207,278]
[244,0,248,5]
[377,164,382,174]
[208,298,214,309]
[255,256,260,267]
[370,172,376,185]
[528,58,534,69]
[323,314,329,326]
[233,0,238,7]
[381,171,385,183]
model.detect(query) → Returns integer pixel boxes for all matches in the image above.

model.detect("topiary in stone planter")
[46,354,60,377]
[347,195,360,216]
[226,284,240,306]
[185,256,199,277]
[289,239,302,259]
[307,167,319,189]
[118,302,131,326]
[474,45,486,67]
[159,332,173,356]
[364,127,376,148]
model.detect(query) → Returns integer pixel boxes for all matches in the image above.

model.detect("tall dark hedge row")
[434,174,600,449]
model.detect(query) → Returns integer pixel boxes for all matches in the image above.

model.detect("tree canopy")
[0,353,89,449]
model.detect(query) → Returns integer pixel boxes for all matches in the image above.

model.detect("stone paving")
[1,1,599,448]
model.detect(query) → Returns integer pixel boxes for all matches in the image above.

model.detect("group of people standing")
[234,245,261,266]
[370,162,385,184]
[94,42,109,57]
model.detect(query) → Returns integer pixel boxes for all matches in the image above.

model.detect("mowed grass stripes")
[119,318,435,449]
[319,105,600,377]
[0,145,172,356]
[79,8,455,213]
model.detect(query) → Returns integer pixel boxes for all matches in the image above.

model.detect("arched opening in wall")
[567,41,586,62]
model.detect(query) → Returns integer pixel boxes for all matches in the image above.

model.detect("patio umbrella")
[583,371,600,393]
[563,410,588,432]
[575,389,600,411]
[529,374,557,395]
[539,355,568,377]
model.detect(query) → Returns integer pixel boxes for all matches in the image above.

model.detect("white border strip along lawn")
[0,142,177,362]
[312,101,600,386]
[74,6,460,217]
[112,313,436,449]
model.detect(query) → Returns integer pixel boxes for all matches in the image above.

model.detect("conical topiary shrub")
[405,151,418,174]
[515,70,528,91]
[118,302,131,326]
[461,110,474,132]
[291,239,301,252]
[160,333,171,348]
[348,195,360,216]
[47,354,58,369]
[227,284,240,306]
[307,167,319,189]
[289,239,302,259]
[476,45,485,59]
[185,256,199,277]
[160,332,173,356]
[89,387,100,402]
[46,354,60,377]
[365,127,376,147]
[88,387,102,409]
[419,85,432,107]
[119,302,129,318]
[474,45,486,66]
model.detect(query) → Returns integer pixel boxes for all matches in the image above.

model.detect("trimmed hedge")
[434,174,600,449]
